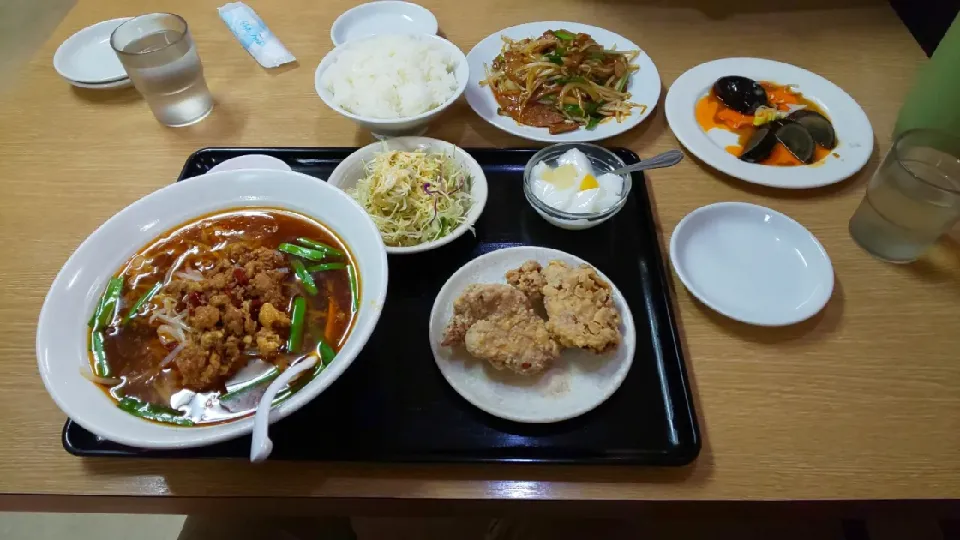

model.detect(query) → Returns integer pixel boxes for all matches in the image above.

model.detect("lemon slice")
[541,164,577,190]
[579,174,599,191]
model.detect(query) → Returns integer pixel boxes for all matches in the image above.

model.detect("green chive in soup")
[86,208,359,426]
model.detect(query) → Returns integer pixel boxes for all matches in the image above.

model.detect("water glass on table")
[849,129,960,263]
[109,13,214,127]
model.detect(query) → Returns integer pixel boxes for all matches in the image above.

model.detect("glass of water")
[110,13,214,127]
[849,129,960,263]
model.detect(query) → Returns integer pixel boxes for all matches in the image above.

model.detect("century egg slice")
[775,122,816,164]
[739,123,778,163]
[788,110,837,150]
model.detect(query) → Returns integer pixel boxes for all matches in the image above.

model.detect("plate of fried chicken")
[429,246,636,423]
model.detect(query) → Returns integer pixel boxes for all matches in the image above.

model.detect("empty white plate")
[665,57,873,189]
[669,202,834,326]
[207,154,293,173]
[66,78,133,90]
[53,18,131,84]
[330,1,438,46]
[429,246,636,423]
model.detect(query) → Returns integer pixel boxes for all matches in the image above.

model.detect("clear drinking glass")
[110,13,214,127]
[849,129,960,263]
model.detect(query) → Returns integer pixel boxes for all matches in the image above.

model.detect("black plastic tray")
[63,147,700,465]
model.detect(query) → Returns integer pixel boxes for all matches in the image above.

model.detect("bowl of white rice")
[315,33,469,138]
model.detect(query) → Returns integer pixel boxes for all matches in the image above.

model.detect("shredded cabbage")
[348,149,473,247]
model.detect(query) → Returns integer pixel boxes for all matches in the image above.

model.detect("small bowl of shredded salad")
[327,137,488,254]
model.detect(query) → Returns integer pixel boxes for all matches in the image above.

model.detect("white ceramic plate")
[429,246,636,423]
[665,57,873,189]
[669,202,834,326]
[327,137,488,255]
[207,154,293,173]
[53,18,131,83]
[464,21,661,143]
[36,169,389,449]
[65,77,133,90]
[330,1,438,46]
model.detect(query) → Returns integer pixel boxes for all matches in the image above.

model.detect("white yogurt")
[531,148,623,214]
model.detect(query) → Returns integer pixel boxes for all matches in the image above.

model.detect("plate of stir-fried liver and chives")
[465,21,661,143]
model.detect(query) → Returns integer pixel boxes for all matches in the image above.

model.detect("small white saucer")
[53,18,131,84]
[330,1,438,46]
[207,154,293,174]
[669,202,834,326]
[429,246,636,423]
[67,78,132,90]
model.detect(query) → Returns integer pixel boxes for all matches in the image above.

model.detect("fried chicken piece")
[441,284,559,375]
[541,261,622,353]
[505,260,546,304]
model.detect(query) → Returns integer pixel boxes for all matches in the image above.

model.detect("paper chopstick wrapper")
[219,2,296,68]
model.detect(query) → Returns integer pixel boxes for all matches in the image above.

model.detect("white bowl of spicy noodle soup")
[36,169,388,449]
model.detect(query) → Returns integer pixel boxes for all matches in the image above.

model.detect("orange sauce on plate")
[695,82,836,167]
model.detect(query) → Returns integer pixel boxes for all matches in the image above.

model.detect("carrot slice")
[716,108,754,129]
[324,297,337,344]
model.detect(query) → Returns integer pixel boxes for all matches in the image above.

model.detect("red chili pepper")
[233,267,249,286]
[225,287,242,307]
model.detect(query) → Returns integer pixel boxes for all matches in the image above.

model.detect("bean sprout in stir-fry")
[482,29,645,134]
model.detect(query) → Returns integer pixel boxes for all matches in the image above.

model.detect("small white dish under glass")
[53,18,131,84]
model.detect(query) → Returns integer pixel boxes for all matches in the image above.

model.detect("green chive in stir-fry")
[482,29,644,134]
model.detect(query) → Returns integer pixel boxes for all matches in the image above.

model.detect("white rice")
[320,35,459,119]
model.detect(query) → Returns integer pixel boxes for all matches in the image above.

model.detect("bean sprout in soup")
[86,208,359,426]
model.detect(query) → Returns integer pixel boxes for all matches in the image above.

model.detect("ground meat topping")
[168,246,292,391]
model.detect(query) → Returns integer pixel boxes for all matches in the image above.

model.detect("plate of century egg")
[665,57,874,189]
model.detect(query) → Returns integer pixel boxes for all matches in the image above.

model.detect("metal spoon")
[608,149,684,176]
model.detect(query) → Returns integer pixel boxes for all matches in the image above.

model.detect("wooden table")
[2,0,958,514]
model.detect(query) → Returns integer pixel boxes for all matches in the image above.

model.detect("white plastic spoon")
[250,356,317,463]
